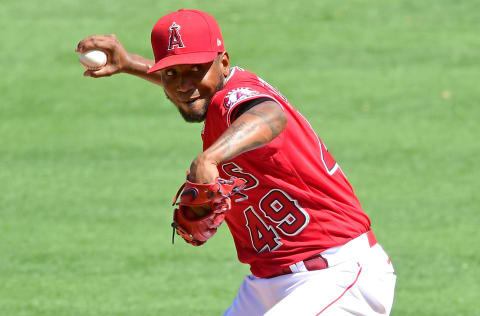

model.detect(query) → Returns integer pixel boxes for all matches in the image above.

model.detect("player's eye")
[191,65,200,72]
[165,69,176,76]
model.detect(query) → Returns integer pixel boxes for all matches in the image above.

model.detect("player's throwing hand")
[76,34,132,78]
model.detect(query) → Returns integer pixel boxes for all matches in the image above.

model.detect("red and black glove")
[171,176,246,246]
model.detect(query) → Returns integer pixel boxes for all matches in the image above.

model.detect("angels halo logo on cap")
[167,22,185,50]
[147,9,225,73]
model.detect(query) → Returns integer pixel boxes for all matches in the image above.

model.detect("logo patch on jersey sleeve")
[223,87,260,109]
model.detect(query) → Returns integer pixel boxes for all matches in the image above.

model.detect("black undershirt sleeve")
[230,97,274,122]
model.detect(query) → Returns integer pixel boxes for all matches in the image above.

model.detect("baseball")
[78,49,107,70]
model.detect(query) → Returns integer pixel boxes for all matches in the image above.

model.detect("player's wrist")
[189,153,219,184]
[198,151,222,167]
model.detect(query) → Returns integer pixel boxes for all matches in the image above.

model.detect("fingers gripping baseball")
[84,64,117,78]
[76,34,129,77]
[171,176,246,246]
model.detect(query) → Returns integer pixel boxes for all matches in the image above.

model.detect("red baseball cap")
[147,9,225,73]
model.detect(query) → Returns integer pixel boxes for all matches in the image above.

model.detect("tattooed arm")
[189,100,287,184]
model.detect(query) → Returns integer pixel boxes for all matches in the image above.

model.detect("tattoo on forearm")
[218,121,258,161]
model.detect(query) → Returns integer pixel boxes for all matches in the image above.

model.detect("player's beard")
[165,71,226,123]
[171,94,209,123]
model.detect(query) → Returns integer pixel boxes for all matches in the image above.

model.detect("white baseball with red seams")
[78,50,107,70]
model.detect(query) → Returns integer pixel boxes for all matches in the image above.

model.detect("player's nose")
[176,75,195,93]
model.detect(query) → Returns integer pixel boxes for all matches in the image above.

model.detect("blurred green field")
[1,0,478,315]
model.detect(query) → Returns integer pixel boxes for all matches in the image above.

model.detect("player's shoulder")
[219,66,273,109]
[223,66,259,88]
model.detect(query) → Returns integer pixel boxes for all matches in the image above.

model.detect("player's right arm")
[75,34,163,86]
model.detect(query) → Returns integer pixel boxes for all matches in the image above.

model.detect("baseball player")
[76,9,396,315]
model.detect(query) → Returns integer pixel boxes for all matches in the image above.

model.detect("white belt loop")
[289,261,308,273]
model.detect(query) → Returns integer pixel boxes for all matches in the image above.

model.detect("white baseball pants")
[223,232,396,316]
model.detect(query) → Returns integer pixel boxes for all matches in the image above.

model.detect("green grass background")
[1,0,478,315]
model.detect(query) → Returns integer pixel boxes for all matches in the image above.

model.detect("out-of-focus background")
[1,1,478,315]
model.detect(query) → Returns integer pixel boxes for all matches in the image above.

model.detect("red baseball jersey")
[202,67,371,278]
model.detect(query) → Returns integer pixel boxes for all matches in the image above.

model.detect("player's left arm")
[189,100,286,183]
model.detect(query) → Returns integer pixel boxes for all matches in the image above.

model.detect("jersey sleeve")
[229,97,273,122]
[222,86,280,126]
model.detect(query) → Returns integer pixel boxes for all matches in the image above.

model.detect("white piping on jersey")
[297,112,340,176]
[225,66,236,84]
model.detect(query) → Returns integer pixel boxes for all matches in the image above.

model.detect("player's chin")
[177,101,208,123]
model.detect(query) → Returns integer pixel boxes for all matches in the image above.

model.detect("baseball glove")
[171,176,246,246]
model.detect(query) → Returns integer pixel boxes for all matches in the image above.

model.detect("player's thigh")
[265,259,396,316]
[223,275,273,316]
[352,245,397,315]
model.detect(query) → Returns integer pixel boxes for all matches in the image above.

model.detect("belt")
[267,230,377,278]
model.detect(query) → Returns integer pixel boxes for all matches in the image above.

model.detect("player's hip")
[258,230,394,278]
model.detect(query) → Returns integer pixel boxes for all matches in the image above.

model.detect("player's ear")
[219,52,230,77]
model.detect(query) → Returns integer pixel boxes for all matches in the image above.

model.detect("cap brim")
[147,51,218,74]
